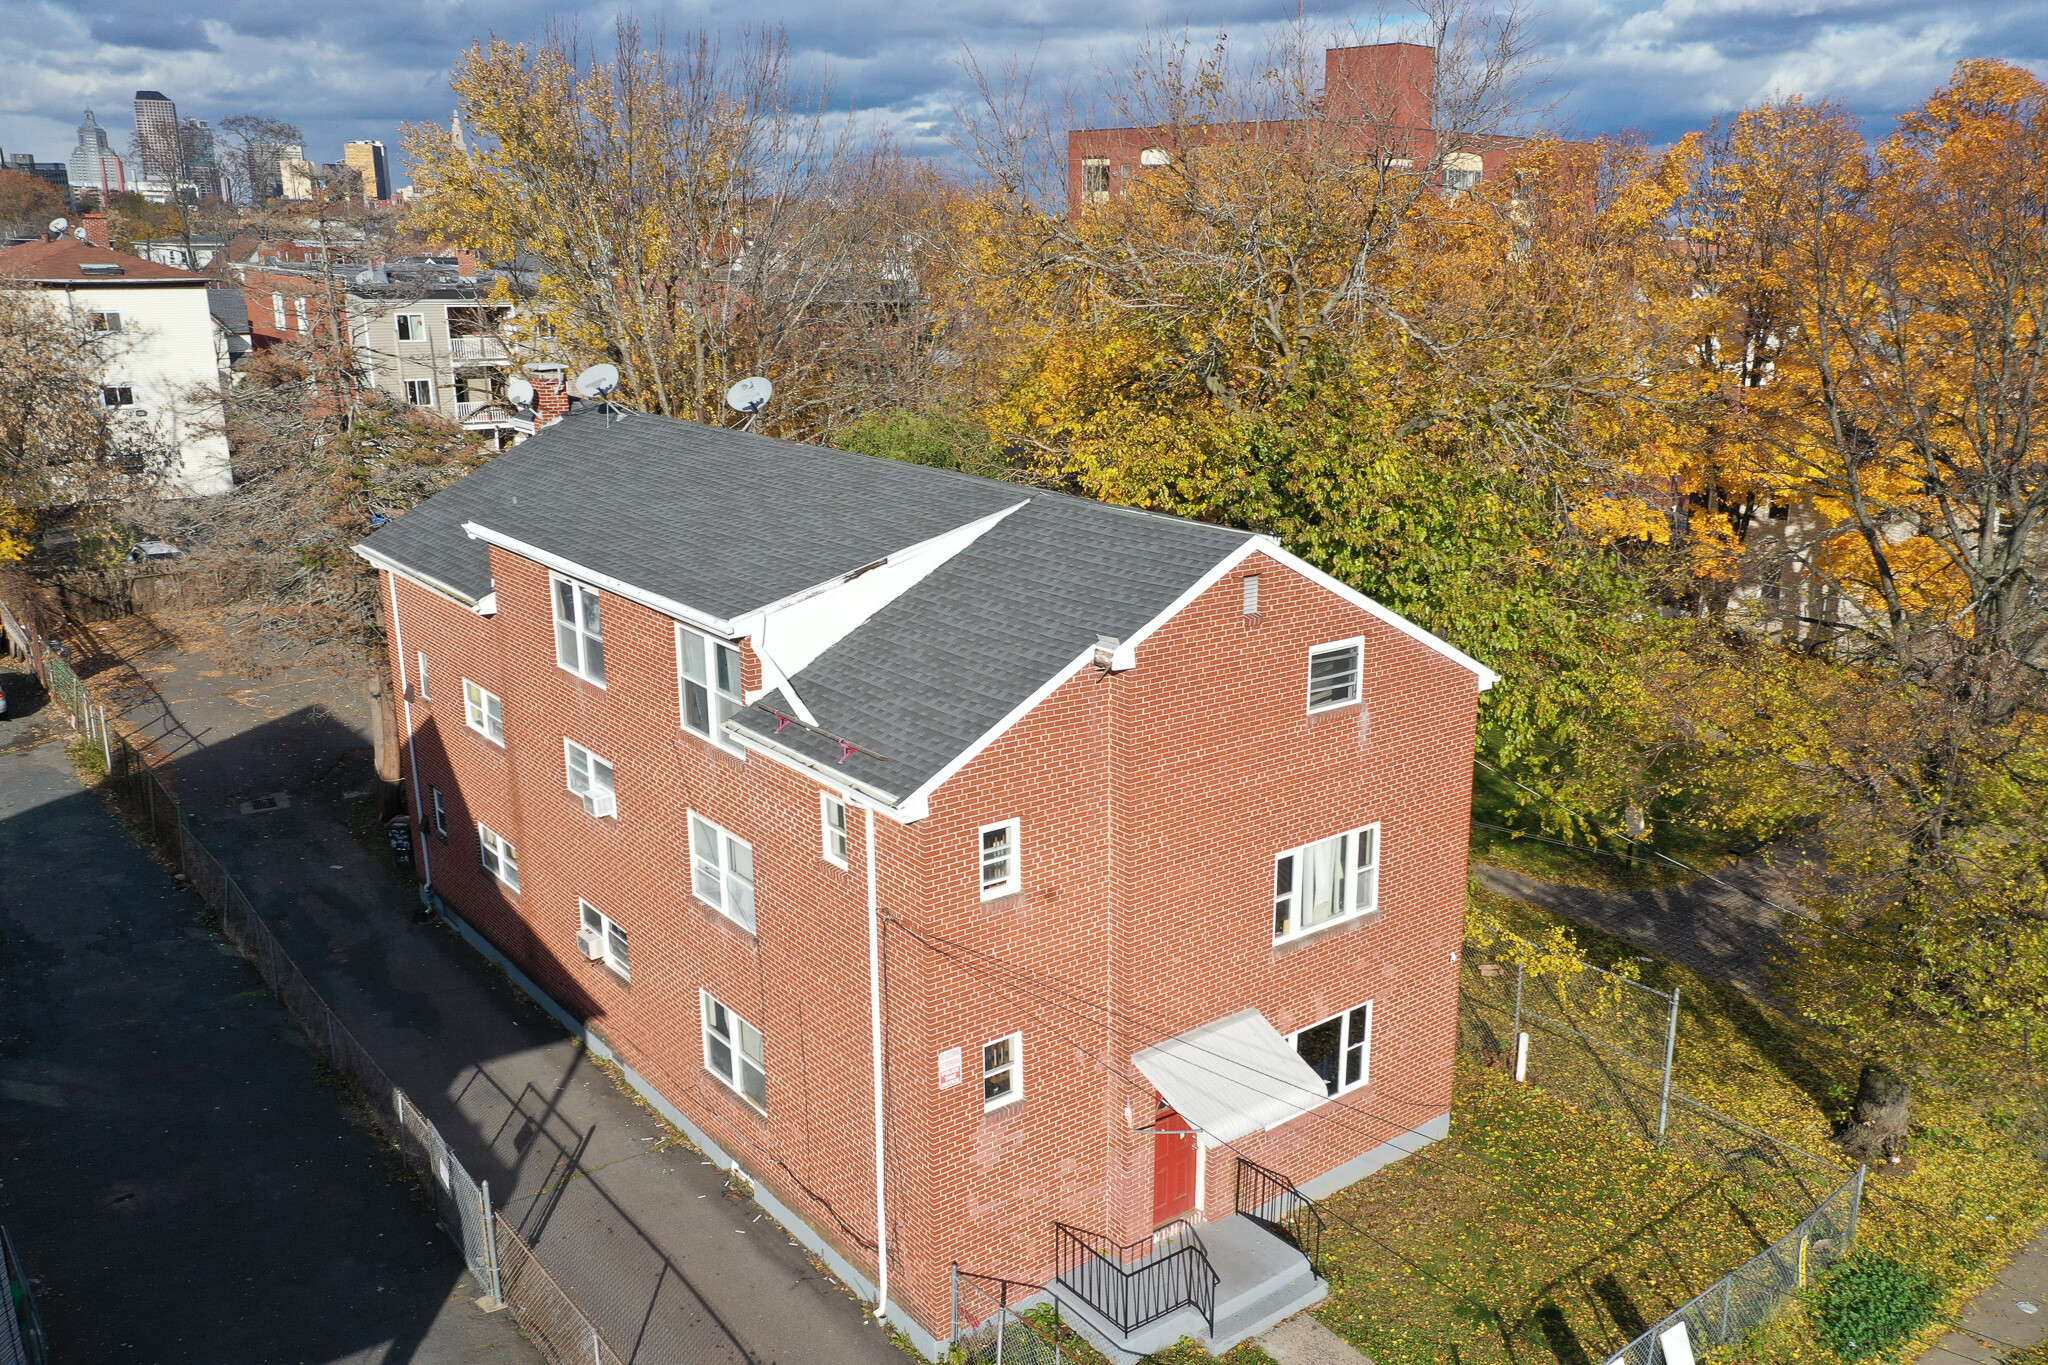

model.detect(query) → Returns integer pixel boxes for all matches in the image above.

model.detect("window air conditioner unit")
[576,927,605,961]
[582,791,617,818]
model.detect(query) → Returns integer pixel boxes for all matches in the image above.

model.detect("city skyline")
[1,0,2043,183]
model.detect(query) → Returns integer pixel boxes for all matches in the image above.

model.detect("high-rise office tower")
[69,109,128,200]
[133,89,181,194]
[342,140,391,203]
[184,117,222,200]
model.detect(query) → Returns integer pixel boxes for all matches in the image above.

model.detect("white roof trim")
[461,522,735,636]
[1132,1008,1331,1147]
[353,543,483,609]
[1249,536,1499,690]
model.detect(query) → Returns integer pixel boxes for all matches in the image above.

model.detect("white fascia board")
[352,543,483,609]
[727,724,919,823]
[896,643,1099,819]
[731,501,1031,678]
[473,591,498,617]
[1248,536,1500,690]
[460,522,734,636]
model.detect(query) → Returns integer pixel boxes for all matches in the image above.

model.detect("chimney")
[1324,43,1436,130]
[454,248,478,281]
[81,214,111,248]
[526,364,569,429]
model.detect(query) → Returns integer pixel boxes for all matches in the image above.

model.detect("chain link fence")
[1607,1165,1864,1365]
[0,1228,48,1365]
[951,1270,1063,1365]
[33,657,629,1365]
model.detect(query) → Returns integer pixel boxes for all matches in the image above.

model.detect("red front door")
[1152,1106,1198,1226]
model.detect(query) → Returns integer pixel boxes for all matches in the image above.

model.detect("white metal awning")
[1132,1008,1331,1147]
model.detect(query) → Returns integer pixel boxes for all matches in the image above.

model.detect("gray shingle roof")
[361,408,1034,612]
[362,410,1251,803]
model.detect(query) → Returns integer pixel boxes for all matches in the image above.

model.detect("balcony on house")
[449,335,509,364]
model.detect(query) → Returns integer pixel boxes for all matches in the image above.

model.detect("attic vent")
[1243,574,1260,618]
[80,262,125,276]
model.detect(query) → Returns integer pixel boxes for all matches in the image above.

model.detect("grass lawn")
[1299,894,2048,1365]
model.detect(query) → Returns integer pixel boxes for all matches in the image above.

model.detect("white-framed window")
[1292,1001,1373,1095]
[677,627,741,748]
[271,292,286,330]
[295,296,309,333]
[821,792,848,868]
[462,680,504,744]
[431,787,447,836]
[1082,156,1110,202]
[415,651,430,700]
[1273,823,1379,941]
[553,576,605,685]
[87,310,122,333]
[580,900,630,980]
[396,312,425,342]
[1306,638,1362,712]
[565,739,617,818]
[690,812,756,931]
[982,1032,1022,1111]
[702,992,767,1111]
[979,819,1020,901]
[478,823,519,890]
[404,378,434,407]
[100,385,135,408]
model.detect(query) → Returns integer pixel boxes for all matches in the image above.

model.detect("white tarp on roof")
[1131,1008,1331,1147]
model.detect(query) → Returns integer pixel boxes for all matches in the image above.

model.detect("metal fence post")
[99,706,111,775]
[1511,962,1525,1037]
[1656,986,1680,1140]
[1846,1163,1867,1242]
[482,1179,503,1306]
[1720,1273,1732,1342]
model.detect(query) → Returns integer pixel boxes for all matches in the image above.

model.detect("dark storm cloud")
[1,0,2042,178]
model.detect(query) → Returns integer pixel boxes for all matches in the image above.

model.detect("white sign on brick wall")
[937,1047,962,1089]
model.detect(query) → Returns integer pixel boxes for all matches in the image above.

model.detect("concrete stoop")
[1050,1215,1329,1365]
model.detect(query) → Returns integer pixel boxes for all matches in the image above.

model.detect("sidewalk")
[1918,1233,2048,1364]
[88,616,912,1364]
[0,730,540,1364]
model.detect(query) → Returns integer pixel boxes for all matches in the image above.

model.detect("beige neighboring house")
[346,276,532,447]
[0,238,232,497]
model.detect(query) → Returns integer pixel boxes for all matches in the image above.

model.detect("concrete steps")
[1050,1215,1328,1364]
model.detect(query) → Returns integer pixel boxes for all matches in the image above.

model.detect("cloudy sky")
[1,0,2040,179]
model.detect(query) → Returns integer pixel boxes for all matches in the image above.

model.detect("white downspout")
[385,571,432,888]
[864,801,889,1320]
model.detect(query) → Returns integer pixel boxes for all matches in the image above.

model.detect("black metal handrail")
[1234,1157,1328,1280]
[1052,1219,1218,1338]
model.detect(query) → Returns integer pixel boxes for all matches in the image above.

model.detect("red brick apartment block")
[1067,41,1573,214]
[354,413,1497,1360]
[236,266,338,348]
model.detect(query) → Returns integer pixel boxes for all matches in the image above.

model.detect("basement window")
[404,378,434,407]
[703,992,767,1111]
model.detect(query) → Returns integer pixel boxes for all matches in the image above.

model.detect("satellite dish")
[574,363,620,398]
[49,218,68,235]
[506,376,536,407]
[725,376,773,414]
[74,227,89,241]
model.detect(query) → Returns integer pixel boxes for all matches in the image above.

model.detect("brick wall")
[380,540,1480,1343]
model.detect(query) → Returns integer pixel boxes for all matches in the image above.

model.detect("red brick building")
[1069,41,1554,213]
[356,410,1496,1359]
